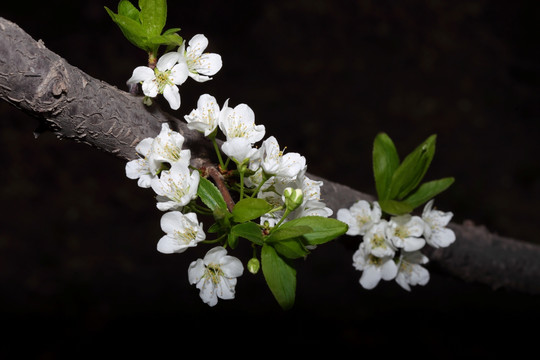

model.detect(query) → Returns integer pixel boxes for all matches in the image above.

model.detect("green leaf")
[162,27,181,36]
[118,0,140,21]
[373,132,400,200]
[105,7,150,51]
[273,239,310,259]
[138,0,167,36]
[227,232,239,249]
[387,134,437,200]
[266,225,313,243]
[232,198,273,223]
[261,244,297,310]
[404,177,455,209]
[379,199,414,216]
[197,176,228,212]
[230,222,264,246]
[278,216,348,245]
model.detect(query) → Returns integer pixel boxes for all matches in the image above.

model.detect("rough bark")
[2,16,540,295]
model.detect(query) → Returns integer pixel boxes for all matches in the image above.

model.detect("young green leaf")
[278,216,348,245]
[232,198,273,223]
[378,199,414,216]
[387,134,436,200]
[404,177,455,209]
[230,222,264,246]
[261,244,297,310]
[105,8,150,51]
[118,0,140,21]
[197,176,228,212]
[373,132,400,200]
[138,0,167,36]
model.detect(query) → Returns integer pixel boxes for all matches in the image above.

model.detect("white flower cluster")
[127,34,222,110]
[125,91,333,306]
[185,93,333,226]
[125,122,243,307]
[337,199,455,291]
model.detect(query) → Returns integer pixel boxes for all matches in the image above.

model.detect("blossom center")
[204,264,225,285]
[174,225,197,245]
[154,68,174,93]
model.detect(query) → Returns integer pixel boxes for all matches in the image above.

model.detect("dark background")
[1,0,539,357]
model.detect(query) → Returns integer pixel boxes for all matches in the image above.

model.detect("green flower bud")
[247,258,260,274]
[283,187,303,211]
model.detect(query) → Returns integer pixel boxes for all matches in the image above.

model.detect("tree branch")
[2,16,540,295]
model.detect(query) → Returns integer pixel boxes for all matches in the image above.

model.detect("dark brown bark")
[2,16,540,295]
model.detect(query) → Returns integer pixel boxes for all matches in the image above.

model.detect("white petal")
[156,52,181,71]
[188,259,205,284]
[220,256,244,278]
[160,211,184,235]
[135,137,154,157]
[156,235,180,254]
[203,246,228,265]
[141,80,159,98]
[163,84,181,110]
[127,66,154,84]
[427,228,456,248]
[187,34,209,56]
[380,260,398,280]
[170,62,189,85]
[359,266,382,290]
[403,236,426,252]
[196,53,223,76]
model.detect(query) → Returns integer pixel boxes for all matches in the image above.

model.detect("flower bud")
[247,258,260,274]
[283,187,303,212]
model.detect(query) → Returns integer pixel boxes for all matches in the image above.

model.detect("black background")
[1,1,539,357]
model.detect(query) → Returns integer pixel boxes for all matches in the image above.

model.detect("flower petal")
[163,84,181,110]
[187,34,209,57]
[156,52,181,71]
[127,66,154,84]
[170,62,189,85]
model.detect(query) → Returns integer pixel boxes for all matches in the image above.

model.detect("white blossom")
[353,242,398,290]
[422,200,456,248]
[125,137,154,188]
[150,162,200,211]
[157,212,205,254]
[362,220,396,258]
[258,168,332,226]
[179,34,223,82]
[127,52,189,110]
[188,246,244,307]
[147,123,191,175]
[221,137,258,164]
[218,103,265,144]
[337,200,382,236]
[395,251,430,291]
[249,136,306,180]
[183,94,223,137]
[386,214,426,252]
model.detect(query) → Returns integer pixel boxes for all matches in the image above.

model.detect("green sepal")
[232,198,273,223]
[403,177,455,209]
[230,222,264,246]
[197,176,228,212]
[261,244,297,310]
[387,134,437,200]
[373,132,400,200]
[278,216,348,246]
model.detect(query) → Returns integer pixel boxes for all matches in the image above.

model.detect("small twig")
[206,165,235,212]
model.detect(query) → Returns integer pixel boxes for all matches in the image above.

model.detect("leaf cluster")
[197,177,348,310]
[373,133,454,215]
[105,0,183,56]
